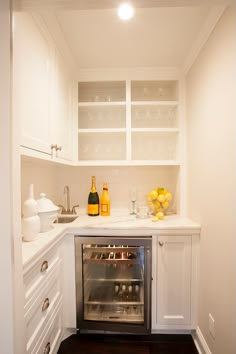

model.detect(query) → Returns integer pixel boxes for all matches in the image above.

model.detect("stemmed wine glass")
[129,187,137,215]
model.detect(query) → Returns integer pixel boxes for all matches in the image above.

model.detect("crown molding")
[77,67,182,81]
[182,4,226,75]
[13,0,229,11]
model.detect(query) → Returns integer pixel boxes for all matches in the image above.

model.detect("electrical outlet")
[209,313,215,339]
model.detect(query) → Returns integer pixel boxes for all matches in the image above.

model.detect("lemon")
[156,211,164,220]
[154,200,161,209]
[157,187,165,194]
[157,194,165,203]
[150,190,158,200]
[165,192,172,201]
[156,207,163,213]
[162,201,169,209]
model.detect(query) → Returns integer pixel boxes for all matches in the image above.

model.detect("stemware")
[129,187,137,215]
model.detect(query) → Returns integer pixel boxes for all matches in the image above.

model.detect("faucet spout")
[64,185,70,212]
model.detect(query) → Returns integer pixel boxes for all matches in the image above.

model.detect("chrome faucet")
[58,185,79,214]
[64,185,70,212]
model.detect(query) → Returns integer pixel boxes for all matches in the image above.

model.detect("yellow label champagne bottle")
[88,176,99,216]
[100,182,110,216]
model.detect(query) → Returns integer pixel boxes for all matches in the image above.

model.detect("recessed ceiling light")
[118,3,134,21]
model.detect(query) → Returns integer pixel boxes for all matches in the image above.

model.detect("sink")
[54,215,78,223]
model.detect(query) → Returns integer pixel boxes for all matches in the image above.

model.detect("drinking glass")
[129,187,136,215]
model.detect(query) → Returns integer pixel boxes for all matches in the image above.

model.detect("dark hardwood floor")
[58,333,199,354]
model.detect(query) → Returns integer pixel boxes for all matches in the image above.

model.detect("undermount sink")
[54,215,78,223]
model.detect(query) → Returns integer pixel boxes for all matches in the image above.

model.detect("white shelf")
[131,101,178,106]
[78,101,126,107]
[77,79,181,165]
[78,128,179,133]
[76,160,181,167]
[131,128,179,133]
[78,128,127,133]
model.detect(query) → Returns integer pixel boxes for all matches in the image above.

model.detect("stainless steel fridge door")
[75,236,152,334]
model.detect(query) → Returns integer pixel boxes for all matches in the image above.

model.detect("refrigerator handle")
[145,247,151,331]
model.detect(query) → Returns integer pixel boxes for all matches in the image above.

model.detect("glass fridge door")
[75,236,151,333]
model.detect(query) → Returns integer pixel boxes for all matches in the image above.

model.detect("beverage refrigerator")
[75,236,152,334]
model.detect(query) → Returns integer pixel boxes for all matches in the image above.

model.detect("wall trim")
[78,67,181,81]
[192,327,212,354]
[14,0,229,11]
[182,5,226,75]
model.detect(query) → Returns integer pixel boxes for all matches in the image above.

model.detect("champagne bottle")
[100,182,110,216]
[88,176,99,216]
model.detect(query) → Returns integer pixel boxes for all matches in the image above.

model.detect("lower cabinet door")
[157,236,192,328]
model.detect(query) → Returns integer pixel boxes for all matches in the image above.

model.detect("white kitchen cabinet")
[13,12,74,162]
[50,47,73,161]
[152,235,198,331]
[78,79,180,165]
[23,245,63,353]
[13,13,52,155]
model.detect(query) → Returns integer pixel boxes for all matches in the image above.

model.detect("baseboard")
[192,327,212,354]
[62,328,77,341]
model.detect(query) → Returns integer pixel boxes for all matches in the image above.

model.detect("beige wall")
[186,5,236,354]
[21,157,179,214]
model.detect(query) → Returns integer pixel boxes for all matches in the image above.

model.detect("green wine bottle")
[88,176,99,216]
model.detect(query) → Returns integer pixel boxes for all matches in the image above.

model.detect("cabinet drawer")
[24,248,60,308]
[30,297,63,354]
[25,265,62,353]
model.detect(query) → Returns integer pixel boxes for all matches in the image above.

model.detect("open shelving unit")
[78,79,181,166]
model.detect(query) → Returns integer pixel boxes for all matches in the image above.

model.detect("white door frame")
[0,1,25,353]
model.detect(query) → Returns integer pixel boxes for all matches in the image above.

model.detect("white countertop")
[22,209,201,270]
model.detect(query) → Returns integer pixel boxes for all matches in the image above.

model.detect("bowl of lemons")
[147,187,173,221]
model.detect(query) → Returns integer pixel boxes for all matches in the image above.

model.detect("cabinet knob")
[43,342,51,354]
[158,241,164,247]
[51,144,57,158]
[55,144,62,157]
[42,297,50,312]
[55,144,62,151]
[40,260,48,272]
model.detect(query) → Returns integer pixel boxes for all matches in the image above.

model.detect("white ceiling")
[16,0,229,70]
[55,6,211,69]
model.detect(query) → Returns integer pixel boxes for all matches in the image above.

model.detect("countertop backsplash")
[21,158,179,214]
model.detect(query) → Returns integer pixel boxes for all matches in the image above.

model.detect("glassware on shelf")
[167,140,175,160]
[129,187,137,215]
[143,87,149,98]
[157,87,164,98]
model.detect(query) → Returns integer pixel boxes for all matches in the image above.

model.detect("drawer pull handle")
[43,342,50,354]
[42,298,50,312]
[41,261,48,272]
[159,241,164,246]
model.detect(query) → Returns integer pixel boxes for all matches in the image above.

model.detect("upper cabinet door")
[13,12,75,162]
[50,48,73,161]
[13,13,52,154]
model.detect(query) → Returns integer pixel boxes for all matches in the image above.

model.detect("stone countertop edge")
[22,213,201,271]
